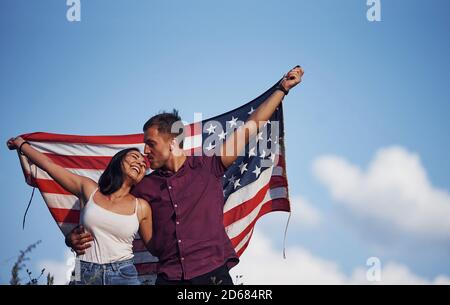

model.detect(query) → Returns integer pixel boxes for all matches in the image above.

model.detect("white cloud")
[257,195,322,233]
[350,263,450,285]
[292,196,322,228]
[230,230,450,285]
[312,146,450,239]
[259,196,323,230]
[231,230,347,284]
[37,250,75,285]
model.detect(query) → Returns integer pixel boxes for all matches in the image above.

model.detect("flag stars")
[239,162,248,174]
[252,165,261,178]
[256,132,264,142]
[218,130,227,141]
[206,124,217,135]
[233,179,241,190]
[227,116,238,128]
[260,149,266,159]
[228,175,236,184]
[248,107,255,115]
[205,142,216,151]
[249,147,257,157]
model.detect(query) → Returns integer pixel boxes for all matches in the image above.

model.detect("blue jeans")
[74,259,141,285]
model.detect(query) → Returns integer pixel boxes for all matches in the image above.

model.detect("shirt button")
[174,204,178,208]
[168,185,172,189]
[178,240,182,243]
[181,257,185,261]
[176,221,180,225]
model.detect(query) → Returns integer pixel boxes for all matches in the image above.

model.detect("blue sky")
[1,0,450,284]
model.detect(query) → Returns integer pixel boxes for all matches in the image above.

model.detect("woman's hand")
[7,135,95,199]
[7,136,25,150]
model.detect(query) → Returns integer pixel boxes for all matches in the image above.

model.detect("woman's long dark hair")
[98,148,141,195]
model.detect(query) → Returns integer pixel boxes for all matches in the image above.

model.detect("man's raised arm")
[220,65,304,168]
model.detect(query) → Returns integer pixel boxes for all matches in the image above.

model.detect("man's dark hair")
[98,148,141,195]
[143,109,184,145]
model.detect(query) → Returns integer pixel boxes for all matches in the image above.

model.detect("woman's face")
[121,150,147,184]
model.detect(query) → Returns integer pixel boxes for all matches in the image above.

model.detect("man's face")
[143,126,172,170]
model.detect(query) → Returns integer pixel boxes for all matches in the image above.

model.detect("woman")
[7,136,153,285]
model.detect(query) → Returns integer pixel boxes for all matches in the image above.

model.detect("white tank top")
[78,188,139,264]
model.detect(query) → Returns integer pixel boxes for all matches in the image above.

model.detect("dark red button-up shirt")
[131,155,239,280]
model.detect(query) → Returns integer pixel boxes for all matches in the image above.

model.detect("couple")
[7,66,304,285]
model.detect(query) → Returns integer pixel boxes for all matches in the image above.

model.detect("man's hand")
[280,65,304,91]
[220,65,305,168]
[65,225,93,255]
[6,136,25,150]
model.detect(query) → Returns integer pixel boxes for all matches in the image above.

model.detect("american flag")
[16,81,290,284]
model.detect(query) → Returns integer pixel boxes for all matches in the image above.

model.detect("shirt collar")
[155,156,199,177]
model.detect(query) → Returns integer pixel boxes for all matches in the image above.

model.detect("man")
[66,66,304,284]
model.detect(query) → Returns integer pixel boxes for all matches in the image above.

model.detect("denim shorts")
[73,259,141,285]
